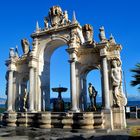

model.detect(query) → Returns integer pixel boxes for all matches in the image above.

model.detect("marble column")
[7,70,14,112]
[29,67,34,112]
[102,57,110,109]
[76,74,81,110]
[69,59,78,111]
[38,75,41,111]
[34,68,37,111]
[12,77,16,111]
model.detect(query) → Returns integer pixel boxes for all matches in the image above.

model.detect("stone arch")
[4,5,127,129]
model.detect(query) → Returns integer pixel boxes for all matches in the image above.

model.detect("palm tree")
[131,63,140,90]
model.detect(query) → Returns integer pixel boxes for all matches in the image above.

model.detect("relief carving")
[48,6,70,27]
[69,29,80,47]
[49,6,63,27]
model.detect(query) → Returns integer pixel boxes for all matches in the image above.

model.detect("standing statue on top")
[88,83,98,111]
[21,38,30,55]
[99,26,107,42]
[44,17,49,29]
[111,59,127,107]
[61,10,70,25]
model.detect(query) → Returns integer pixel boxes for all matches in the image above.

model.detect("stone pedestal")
[112,107,126,129]
[102,109,112,130]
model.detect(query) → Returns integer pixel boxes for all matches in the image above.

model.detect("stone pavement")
[0,119,140,140]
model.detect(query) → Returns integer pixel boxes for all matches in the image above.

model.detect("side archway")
[77,65,101,111]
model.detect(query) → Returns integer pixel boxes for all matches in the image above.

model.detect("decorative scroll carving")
[82,24,93,43]
[21,38,30,55]
[69,29,80,47]
[111,59,127,107]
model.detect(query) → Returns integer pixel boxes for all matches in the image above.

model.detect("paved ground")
[126,119,140,126]
[0,119,140,140]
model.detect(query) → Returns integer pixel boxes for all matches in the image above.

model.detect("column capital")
[68,58,76,63]
[96,42,108,49]
[28,59,37,68]
[66,47,78,55]
[7,63,16,71]
[100,48,108,57]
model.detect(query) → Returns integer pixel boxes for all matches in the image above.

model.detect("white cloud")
[127,93,140,101]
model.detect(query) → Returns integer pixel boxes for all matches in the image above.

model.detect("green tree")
[131,63,140,90]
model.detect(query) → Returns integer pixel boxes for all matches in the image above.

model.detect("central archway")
[38,38,69,111]
[50,45,70,110]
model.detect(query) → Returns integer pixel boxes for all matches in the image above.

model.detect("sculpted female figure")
[111,59,127,107]
[111,59,122,106]
[111,60,123,106]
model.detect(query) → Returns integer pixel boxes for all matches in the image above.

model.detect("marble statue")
[61,10,70,25]
[21,38,30,55]
[44,17,49,29]
[88,83,97,111]
[20,88,28,112]
[99,26,107,42]
[82,24,93,43]
[111,59,126,107]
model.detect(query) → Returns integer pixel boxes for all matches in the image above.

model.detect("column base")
[102,109,113,130]
[6,110,14,113]
[6,109,15,113]
[28,109,35,113]
[70,108,80,112]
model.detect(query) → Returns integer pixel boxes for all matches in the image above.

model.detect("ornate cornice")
[31,23,81,38]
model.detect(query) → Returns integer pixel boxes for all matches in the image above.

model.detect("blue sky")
[0,0,140,101]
